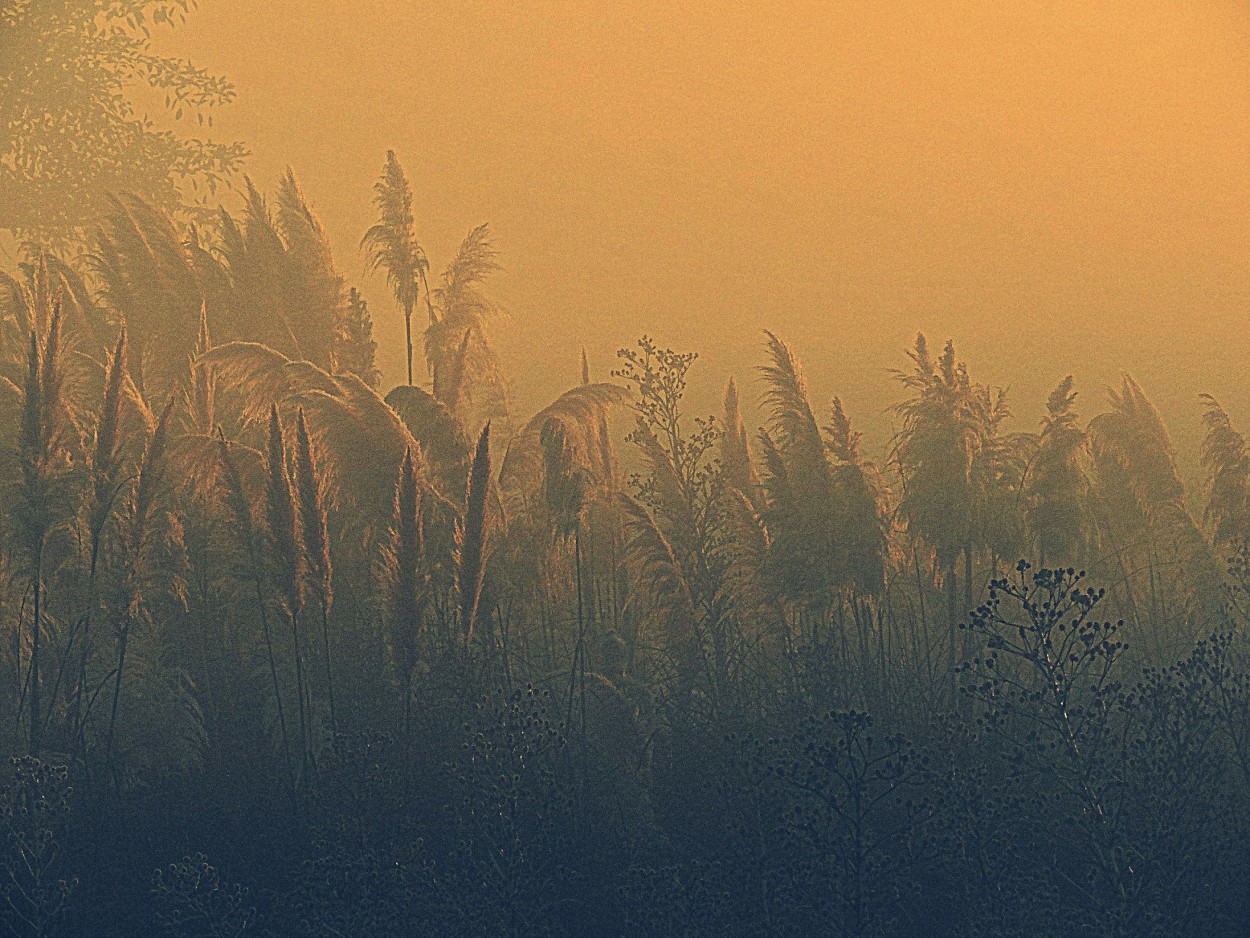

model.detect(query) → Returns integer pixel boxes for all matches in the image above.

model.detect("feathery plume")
[721,376,760,498]
[362,151,430,384]
[1200,393,1250,545]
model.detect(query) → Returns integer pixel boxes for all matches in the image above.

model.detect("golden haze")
[165,0,1250,470]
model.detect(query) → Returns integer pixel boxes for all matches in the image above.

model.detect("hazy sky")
[164,0,1250,471]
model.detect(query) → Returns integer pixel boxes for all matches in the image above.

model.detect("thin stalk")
[319,598,336,735]
[103,620,128,768]
[28,543,42,757]
[946,564,958,703]
[404,302,414,386]
[256,580,294,788]
[289,608,311,783]
[566,526,588,735]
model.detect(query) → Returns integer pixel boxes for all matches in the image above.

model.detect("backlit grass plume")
[721,376,760,503]
[426,224,508,428]
[384,383,471,501]
[618,494,699,693]
[1200,394,1250,547]
[362,150,431,385]
[498,382,628,514]
[1026,376,1093,568]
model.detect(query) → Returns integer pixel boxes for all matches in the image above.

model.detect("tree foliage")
[0,0,247,239]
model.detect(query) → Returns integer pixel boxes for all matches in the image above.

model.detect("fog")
[168,0,1250,465]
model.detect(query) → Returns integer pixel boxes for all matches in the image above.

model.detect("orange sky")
[162,0,1250,473]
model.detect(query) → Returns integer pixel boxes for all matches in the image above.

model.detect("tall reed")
[105,394,176,769]
[459,422,491,649]
[73,327,128,757]
[294,408,336,735]
[216,429,293,787]
[264,405,311,782]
